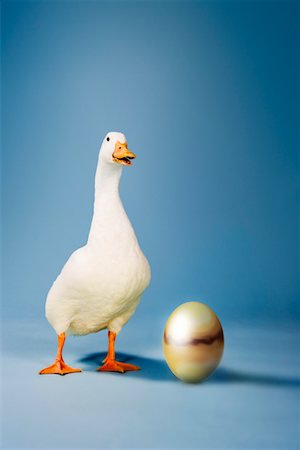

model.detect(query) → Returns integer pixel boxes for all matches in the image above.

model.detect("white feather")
[45,132,151,336]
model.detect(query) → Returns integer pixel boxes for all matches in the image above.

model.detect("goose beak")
[112,141,136,166]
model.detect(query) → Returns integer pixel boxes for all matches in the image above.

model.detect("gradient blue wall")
[2,1,299,323]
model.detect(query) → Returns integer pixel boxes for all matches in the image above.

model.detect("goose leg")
[97,331,140,373]
[39,333,82,375]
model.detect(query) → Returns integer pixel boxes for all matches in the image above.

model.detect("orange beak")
[112,141,136,166]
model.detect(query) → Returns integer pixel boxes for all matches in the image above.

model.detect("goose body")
[40,132,150,375]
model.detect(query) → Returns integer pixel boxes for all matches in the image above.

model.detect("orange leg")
[39,333,82,375]
[97,331,140,373]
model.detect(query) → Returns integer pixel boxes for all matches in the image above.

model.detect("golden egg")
[163,302,224,383]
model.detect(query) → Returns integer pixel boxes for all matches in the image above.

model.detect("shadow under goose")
[78,352,300,387]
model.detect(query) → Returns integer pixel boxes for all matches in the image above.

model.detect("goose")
[39,132,151,375]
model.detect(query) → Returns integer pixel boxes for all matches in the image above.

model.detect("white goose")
[40,132,151,375]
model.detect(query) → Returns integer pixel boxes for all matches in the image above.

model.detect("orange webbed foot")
[39,360,82,375]
[97,359,140,373]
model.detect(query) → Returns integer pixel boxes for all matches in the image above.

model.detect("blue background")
[2,1,299,449]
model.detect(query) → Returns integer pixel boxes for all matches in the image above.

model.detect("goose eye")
[106,137,110,142]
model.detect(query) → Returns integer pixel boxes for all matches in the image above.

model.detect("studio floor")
[1,316,299,449]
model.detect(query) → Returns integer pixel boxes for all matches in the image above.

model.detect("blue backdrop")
[2,1,299,325]
[2,2,299,450]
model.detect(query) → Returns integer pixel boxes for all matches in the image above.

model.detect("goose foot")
[97,359,140,373]
[39,360,82,375]
[98,330,140,373]
[39,332,81,375]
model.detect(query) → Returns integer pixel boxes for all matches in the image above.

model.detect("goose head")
[100,132,136,167]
